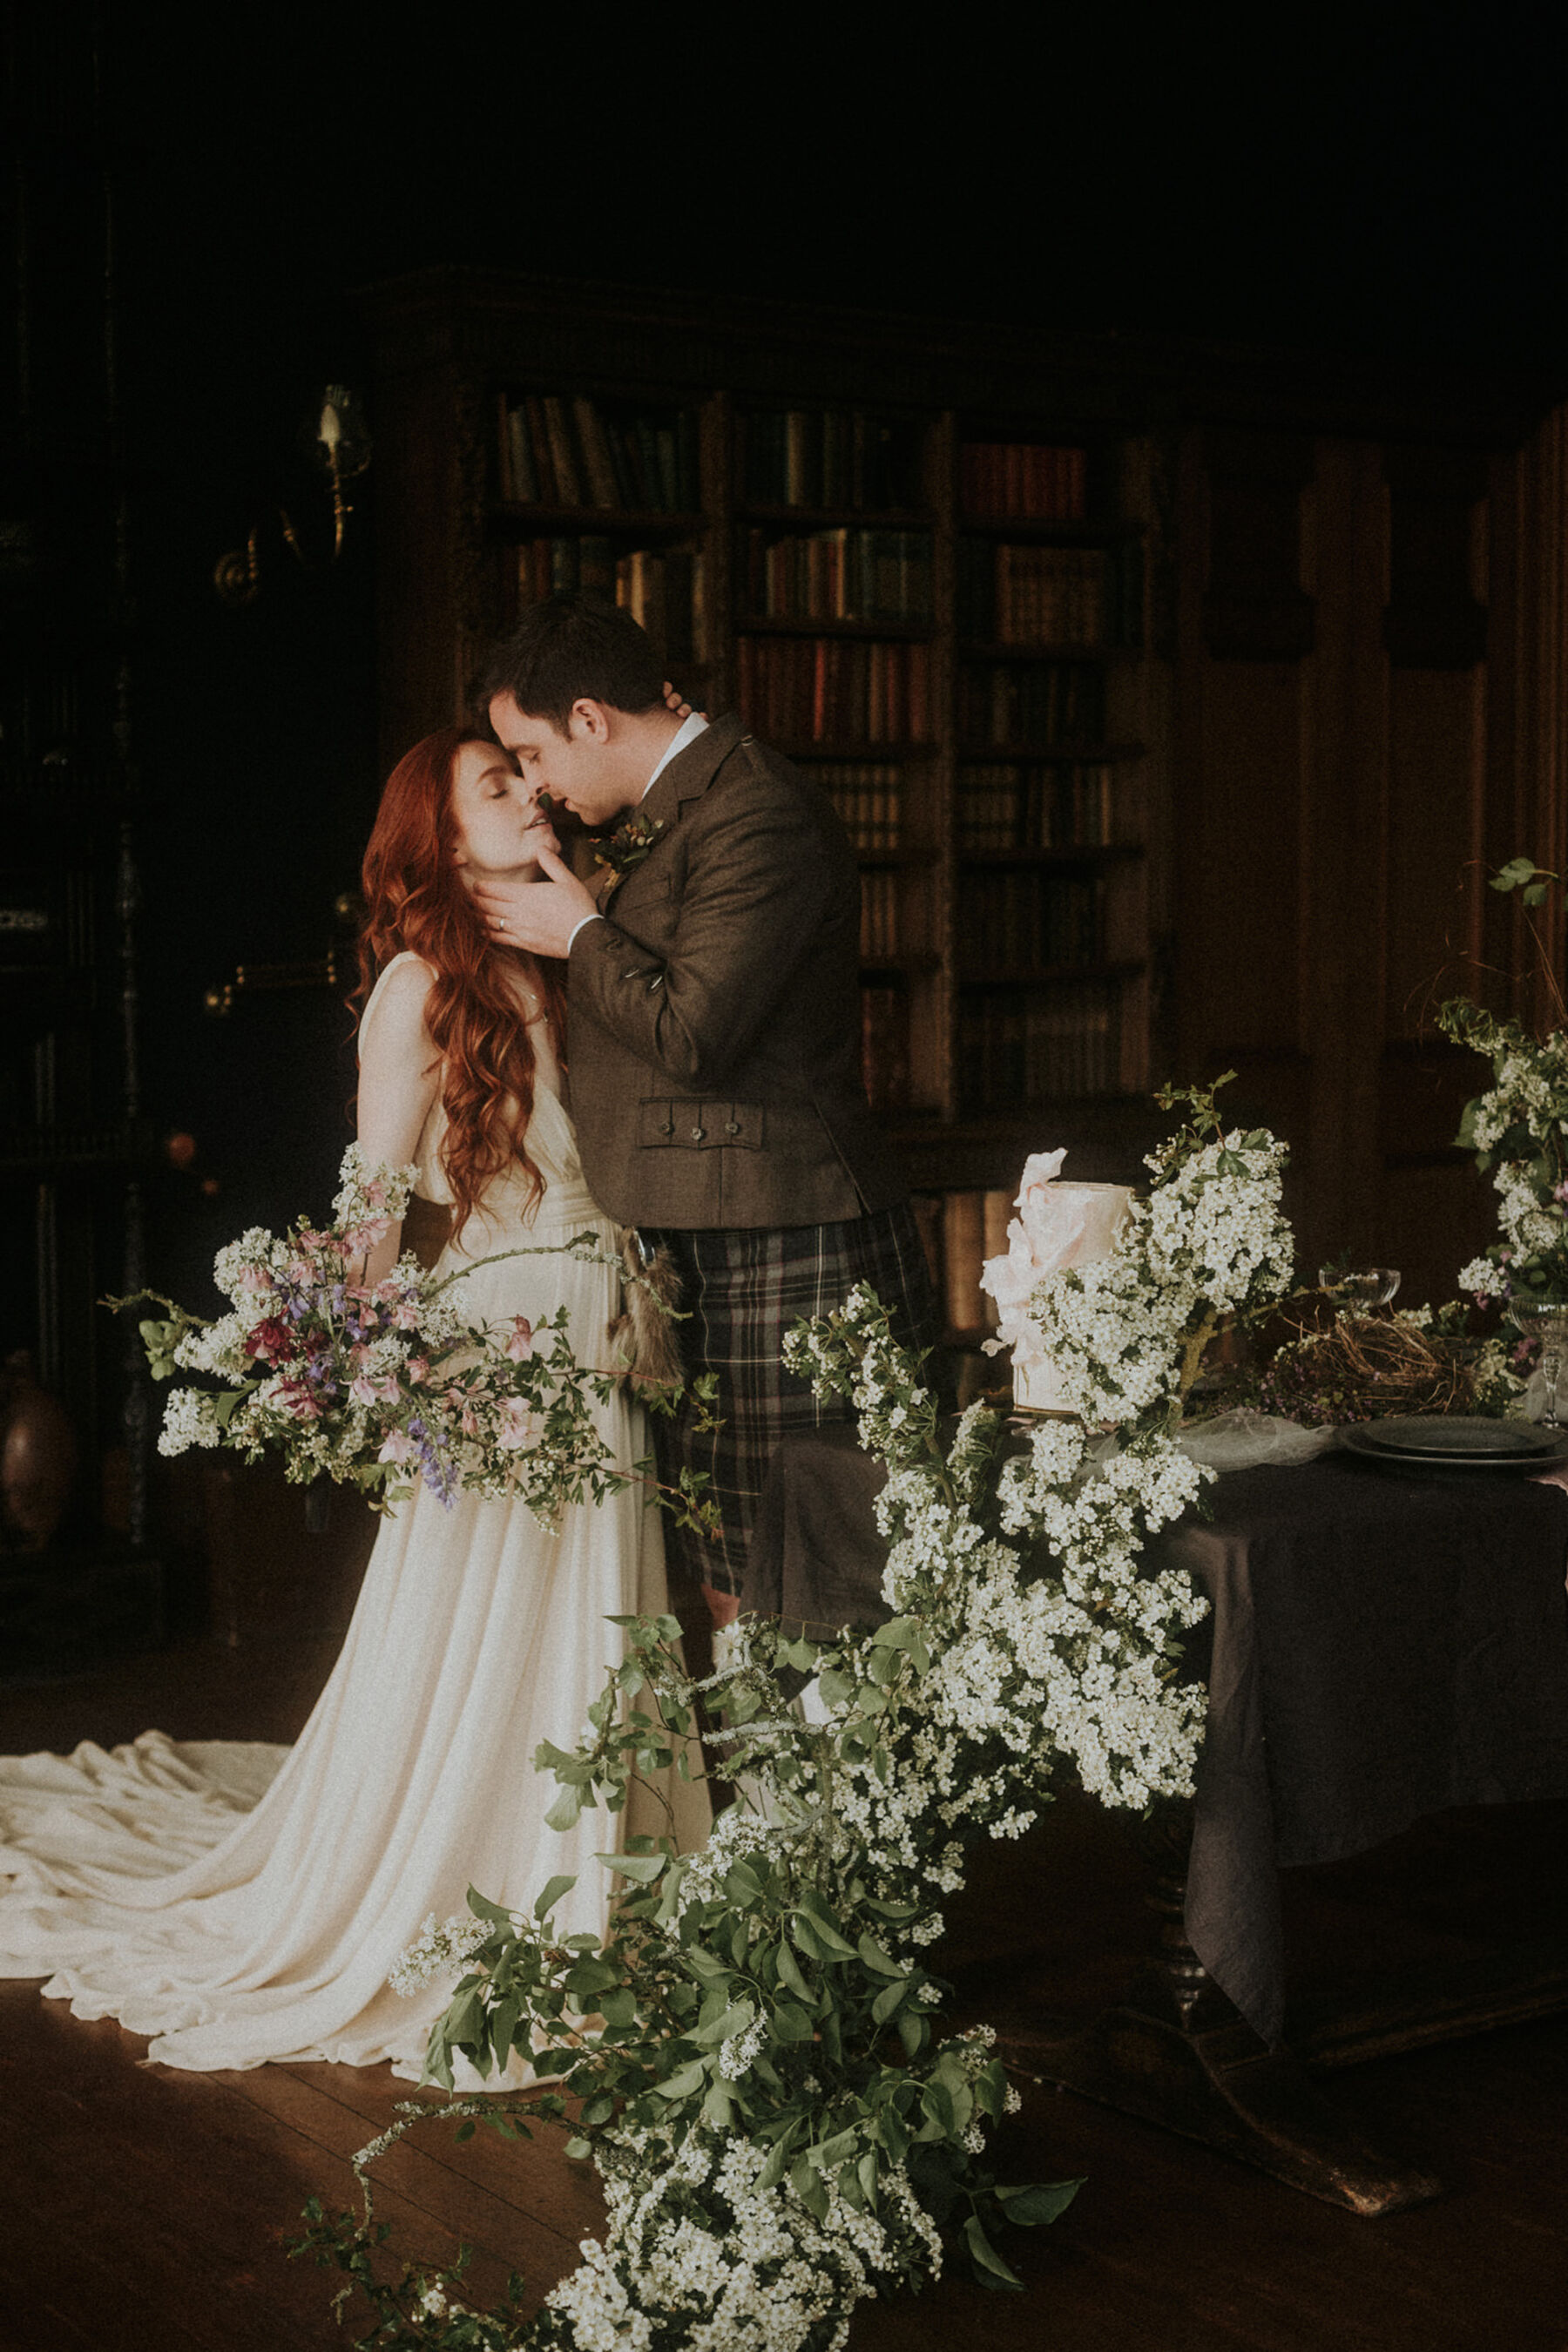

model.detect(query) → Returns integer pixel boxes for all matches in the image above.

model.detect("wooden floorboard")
[272,2060,606,2243]
[226,2061,590,2288]
[0,2288,96,2352]
[3,1632,1567,2350]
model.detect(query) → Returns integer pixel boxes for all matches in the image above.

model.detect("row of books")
[860,982,911,1114]
[955,871,1105,973]
[494,398,1100,531]
[514,541,704,666]
[743,408,925,513]
[498,395,700,512]
[859,869,901,963]
[960,442,1089,522]
[743,528,934,624]
[956,979,1124,1108]
[957,661,1107,749]
[957,541,1110,646]
[818,763,904,852]
[956,761,1118,852]
[737,636,932,746]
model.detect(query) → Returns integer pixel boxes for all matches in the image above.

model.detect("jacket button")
[726,1119,740,1135]
[659,1119,674,1137]
[691,1125,705,1142]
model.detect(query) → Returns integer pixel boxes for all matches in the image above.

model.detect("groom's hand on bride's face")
[470,850,598,960]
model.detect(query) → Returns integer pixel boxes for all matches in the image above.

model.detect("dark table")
[740,1426,1568,2209]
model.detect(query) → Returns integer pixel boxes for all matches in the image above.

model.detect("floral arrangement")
[985,1078,1295,1427]
[295,1080,1288,2349]
[1441,855,1568,1310]
[1440,1001,1568,1307]
[115,1146,713,1536]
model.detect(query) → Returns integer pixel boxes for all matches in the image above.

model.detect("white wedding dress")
[0,955,707,2072]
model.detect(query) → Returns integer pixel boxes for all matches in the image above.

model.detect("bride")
[0,719,708,2074]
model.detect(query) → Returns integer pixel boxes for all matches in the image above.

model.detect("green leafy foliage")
[294,1082,1280,2344]
[299,1469,1084,2343]
[1439,990,1568,1301]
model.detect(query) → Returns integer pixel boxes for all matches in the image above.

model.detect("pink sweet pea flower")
[377,1428,415,1464]
[495,1397,539,1450]
[338,1220,389,1258]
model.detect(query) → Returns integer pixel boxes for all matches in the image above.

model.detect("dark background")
[112,10,1565,1232]
[8,5,1568,1517]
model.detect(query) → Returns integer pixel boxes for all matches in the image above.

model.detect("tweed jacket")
[564,714,910,1231]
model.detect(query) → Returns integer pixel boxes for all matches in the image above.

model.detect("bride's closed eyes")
[449,740,558,877]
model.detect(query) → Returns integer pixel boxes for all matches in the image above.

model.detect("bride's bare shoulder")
[359,952,439,1058]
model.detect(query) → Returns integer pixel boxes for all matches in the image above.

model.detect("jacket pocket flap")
[639,1099,766,1149]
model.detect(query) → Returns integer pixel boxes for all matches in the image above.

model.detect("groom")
[471,595,937,1629]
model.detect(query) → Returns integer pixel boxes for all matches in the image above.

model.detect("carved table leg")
[1004,1802,1443,2216]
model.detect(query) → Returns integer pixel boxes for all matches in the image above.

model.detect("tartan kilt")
[643,1202,940,1598]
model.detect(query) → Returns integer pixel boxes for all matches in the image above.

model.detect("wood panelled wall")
[1174,407,1568,1307]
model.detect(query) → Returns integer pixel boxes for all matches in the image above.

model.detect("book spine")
[541,396,581,506]
[941,1193,987,1335]
[654,425,678,512]
[572,396,620,510]
[677,407,700,511]
[497,394,513,501]
[578,534,614,601]
[785,411,809,508]
[633,416,661,511]
[524,398,557,504]
[510,404,539,504]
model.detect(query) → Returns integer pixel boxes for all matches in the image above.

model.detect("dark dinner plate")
[1339,1415,1568,1471]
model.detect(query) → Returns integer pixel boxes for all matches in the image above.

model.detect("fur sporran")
[606,1229,686,1389]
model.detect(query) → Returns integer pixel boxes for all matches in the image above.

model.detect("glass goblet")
[1321,1267,1402,1311]
[1508,1296,1568,1428]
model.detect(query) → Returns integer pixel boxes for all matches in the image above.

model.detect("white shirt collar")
[641,708,709,801]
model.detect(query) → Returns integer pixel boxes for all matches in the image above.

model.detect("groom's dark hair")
[480,596,667,733]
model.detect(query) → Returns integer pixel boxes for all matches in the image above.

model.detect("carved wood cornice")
[356,266,1565,448]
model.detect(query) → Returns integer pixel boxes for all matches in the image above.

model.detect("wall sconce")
[213,385,372,608]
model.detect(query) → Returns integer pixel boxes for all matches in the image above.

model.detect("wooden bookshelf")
[362,273,1176,1214]
[495,506,704,532]
[738,618,935,641]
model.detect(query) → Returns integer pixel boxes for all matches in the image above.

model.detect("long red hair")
[355,727,569,1240]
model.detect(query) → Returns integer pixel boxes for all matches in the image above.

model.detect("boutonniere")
[593,811,668,885]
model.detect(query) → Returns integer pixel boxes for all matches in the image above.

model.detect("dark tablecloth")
[739,1429,1568,2044]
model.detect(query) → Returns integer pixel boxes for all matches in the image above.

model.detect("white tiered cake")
[979,1152,1133,1415]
